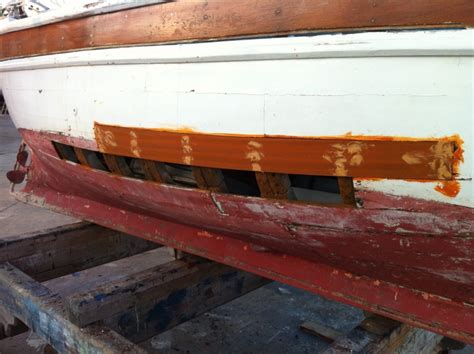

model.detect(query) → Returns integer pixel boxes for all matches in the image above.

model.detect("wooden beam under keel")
[0,222,157,339]
[0,222,157,282]
[0,263,146,354]
[317,314,444,353]
[57,249,268,342]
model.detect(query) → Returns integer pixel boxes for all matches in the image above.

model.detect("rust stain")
[435,180,461,198]
[94,123,463,180]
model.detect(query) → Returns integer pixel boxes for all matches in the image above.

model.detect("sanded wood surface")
[1,0,472,60]
[95,124,458,180]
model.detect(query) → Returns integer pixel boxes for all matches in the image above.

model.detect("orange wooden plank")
[1,0,472,60]
[94,123,458,180]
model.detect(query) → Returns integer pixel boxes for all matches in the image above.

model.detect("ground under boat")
[0,0,473,344]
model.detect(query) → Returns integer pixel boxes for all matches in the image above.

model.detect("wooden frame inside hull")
[1,0,473,60]
[8,129,474,344]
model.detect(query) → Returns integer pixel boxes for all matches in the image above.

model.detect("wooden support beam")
[0,263,146,354]
[139,160,174,184]
[337,177,356,206]
[0,222,157,281]
[48,250,269,342]
[0,222,157,339]
[53,143,79,163]
[299,321,343,343]
[255,172,295,199]
[73,147,89,166]
[192,167,228,192]
[73,147,107,171]
[319,314,444,353]
[103,154,133,176]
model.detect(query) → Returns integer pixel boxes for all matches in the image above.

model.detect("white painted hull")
[1,29,473,206]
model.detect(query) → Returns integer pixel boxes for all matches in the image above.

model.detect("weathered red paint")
[13,129,474,343]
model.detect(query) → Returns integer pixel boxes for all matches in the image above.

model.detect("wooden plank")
[320,314,444,353]
[299,321,343,343]
[95,123,458,180]
[103,154,133,176]
[0,222,157,281]
[192,167,228,192]
[57,255,269,342]
[44,247,172,299]
[139,160,174,184]
[0,263,146,354]
[0,222,157,339]
[255,172,294,199]
[1,0,472,60]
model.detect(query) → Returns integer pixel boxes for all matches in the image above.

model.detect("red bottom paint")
[13,129,474,344]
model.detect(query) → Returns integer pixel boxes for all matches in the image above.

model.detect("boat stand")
[0,222,460,353]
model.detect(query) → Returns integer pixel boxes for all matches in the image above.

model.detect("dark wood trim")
[94,123,458,180]
[1,0,472,60]
[103,154,133,176]
[255,172,294,199]
[140,159,174,183]
[192,167,228,193]
[73,147,89,167]
[338,177,356,206]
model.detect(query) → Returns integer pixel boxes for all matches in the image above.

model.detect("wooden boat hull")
[1,0,473,343]
[11,128,474,344]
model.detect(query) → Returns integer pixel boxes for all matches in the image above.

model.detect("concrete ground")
[0,115,471,354]
[0,116,76,237]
